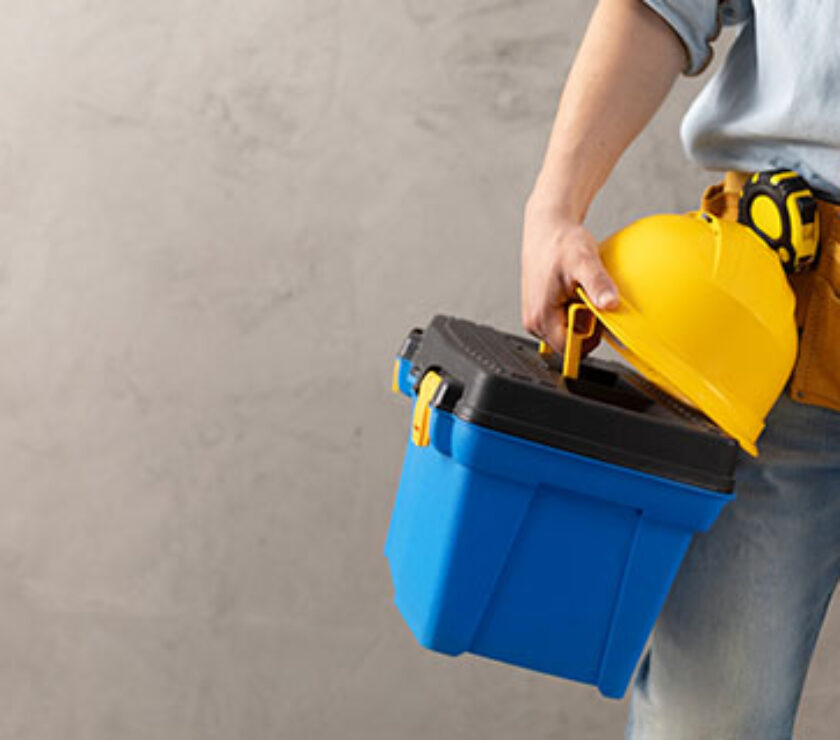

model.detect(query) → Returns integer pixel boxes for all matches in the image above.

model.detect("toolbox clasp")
[411,371,444,447]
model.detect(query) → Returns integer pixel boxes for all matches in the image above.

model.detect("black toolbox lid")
[399,315,738,492]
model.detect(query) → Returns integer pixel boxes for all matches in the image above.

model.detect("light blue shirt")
[643,1,840,198]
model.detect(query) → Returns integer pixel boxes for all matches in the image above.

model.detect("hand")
[520,197,619,354]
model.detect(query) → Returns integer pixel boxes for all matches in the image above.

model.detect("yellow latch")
[411,371,443,447]
[392,359,402,395]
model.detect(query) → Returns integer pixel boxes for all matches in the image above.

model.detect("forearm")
[529,0,685,221]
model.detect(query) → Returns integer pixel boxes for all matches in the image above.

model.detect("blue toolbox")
[385,315,738,698]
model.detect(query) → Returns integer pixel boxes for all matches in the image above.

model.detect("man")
[520,1,840,737]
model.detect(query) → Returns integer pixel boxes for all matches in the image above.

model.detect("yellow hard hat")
[579,212,798,456]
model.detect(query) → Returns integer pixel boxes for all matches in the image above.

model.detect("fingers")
[541,308,568,356]
[526,249,617,354]
[522,288,568,354]
[521,216,619,357]
[521,239,568,352]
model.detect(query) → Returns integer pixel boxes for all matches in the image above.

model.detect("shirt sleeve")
[642,0,753,76]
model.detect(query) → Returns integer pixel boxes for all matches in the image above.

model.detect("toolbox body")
[386,316,738,698]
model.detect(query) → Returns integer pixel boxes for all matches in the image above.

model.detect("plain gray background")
[0,1,837,738]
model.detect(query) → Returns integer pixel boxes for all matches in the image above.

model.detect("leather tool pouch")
[788,219,840,411]
[701,174,840,414]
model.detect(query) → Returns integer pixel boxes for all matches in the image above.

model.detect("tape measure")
[737,169,820,273]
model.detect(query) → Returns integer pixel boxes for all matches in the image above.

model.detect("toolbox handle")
[538,302,598,380]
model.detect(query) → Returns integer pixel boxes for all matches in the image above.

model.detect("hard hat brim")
[578,288,761,457]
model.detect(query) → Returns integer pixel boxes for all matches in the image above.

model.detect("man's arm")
[521,0,685,351]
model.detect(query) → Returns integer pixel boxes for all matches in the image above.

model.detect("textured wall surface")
[0,1,836,738]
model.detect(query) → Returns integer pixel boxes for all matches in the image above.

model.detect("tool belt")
[701,171,840,413]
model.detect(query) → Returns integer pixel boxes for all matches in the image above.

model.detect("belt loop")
[724,170,750,196]
[711,171,751,222]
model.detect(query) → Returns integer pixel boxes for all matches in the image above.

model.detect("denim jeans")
[626,393,840,739]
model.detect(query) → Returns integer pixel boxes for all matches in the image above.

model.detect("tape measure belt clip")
[737,169,820,274]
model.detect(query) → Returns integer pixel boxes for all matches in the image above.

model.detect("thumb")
[575,249,619,311]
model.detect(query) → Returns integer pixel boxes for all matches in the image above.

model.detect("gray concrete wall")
[0,1,836,738]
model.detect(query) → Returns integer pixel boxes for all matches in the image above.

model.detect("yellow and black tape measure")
[737,169,820,273]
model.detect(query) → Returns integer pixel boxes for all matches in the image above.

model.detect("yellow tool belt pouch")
[701,171,840,413]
